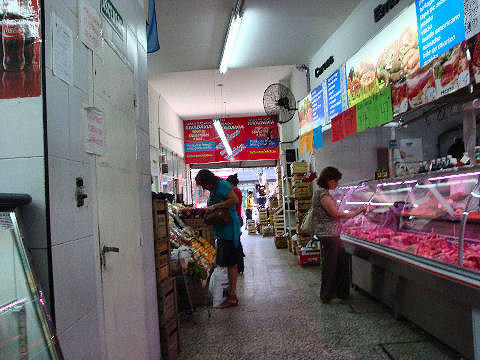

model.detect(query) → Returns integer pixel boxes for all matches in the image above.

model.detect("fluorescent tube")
[213,119,233,156]
[219,14,242,74]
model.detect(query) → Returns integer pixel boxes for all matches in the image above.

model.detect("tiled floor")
[178,234,462,360]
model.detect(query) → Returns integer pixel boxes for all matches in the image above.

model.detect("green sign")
[101,0,124,39]
[355,87,393,133]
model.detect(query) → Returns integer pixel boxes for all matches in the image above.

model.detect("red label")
[2,21,24,40]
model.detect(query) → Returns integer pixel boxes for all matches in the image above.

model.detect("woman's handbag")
[204,182,231,226]
[300,207,314,234]
[204,207,230,226]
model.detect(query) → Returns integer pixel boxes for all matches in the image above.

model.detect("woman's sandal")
[217,295,238,308]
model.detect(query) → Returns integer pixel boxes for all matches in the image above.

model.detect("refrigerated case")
[336,168,480,359]
[0,194,62,359]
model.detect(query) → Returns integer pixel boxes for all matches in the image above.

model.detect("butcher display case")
[337,168,480,360]
[0,194,62,359]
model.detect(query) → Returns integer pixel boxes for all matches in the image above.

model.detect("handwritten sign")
[331,106,357,143]
[356,87,393,133]
[79,0,102,54]
[306,130,313,152]
[313,126,323,149]
[85,107,104,155]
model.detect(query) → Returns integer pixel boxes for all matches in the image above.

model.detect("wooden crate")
[274,236,288,249]
[153,200,169,240]
[156,263,170,283]
[160,316,179,360]
[158,278,178,325]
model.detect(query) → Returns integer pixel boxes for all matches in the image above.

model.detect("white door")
[92,42,148,359]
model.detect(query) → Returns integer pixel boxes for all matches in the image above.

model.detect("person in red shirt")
[227,174,245,274]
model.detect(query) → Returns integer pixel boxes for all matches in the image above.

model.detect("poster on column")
[298,94,313,135]
[0,0,41,99]
[184,116,279,164]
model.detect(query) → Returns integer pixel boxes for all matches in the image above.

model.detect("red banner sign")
[331,106,357,143]
[184,116,279,164]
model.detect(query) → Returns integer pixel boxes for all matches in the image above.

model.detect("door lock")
[101,246,119,268]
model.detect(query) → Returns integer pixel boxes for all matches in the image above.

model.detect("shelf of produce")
[341,233,480,360]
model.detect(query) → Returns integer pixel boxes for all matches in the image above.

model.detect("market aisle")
[177,234,460,360]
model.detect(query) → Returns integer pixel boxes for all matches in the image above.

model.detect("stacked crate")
[258,209,268,234]
[290,162,313,249]
[273,208,285,237]
[247,220,256,235]
[153,199,180,360]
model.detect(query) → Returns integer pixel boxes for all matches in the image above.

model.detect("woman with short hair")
[313,167,365,304]
[195,169,241,308]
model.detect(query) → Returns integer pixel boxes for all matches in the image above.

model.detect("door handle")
[101,246,119,269]
[103,246,119,253]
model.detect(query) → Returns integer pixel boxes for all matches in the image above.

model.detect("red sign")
[331,106,357,143]
[184,116,279,164]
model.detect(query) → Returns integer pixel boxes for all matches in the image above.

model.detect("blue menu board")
[311,84,326,128]
[326,69,343,120]
[415,0,465,67]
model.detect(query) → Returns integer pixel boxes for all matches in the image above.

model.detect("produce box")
[157,278,178,324]
[274,236,288,249]
[290,162,309,174]
[297,247,321,267]
[160,316,180,360]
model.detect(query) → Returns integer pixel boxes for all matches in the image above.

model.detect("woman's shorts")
[216,239,242,267]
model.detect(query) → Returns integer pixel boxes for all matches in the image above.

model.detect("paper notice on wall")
[85,107,104,155]
[79,0,103,54]
[52,13,74,85]
[399,138,423,162]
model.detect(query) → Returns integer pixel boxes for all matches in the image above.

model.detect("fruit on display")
[190,237,216,265]
[179,207,207,219]
[343,223,480,272]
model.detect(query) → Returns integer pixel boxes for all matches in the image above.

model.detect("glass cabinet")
[340,167,480,277]
[0,195,61,359]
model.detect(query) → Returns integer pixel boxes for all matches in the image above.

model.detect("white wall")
[43,1,159,359]
[148,83,185,157]
[296,0,417,180]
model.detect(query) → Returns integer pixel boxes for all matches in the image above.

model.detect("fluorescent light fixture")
[219,13,242,74]
[213,119,233,156]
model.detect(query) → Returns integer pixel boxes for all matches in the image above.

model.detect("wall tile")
[52,236,98,333]
[126,28,138,72]
[73,42,91,93]
[57,307,102,360]
[0,97,44,158]
[136,84,148,132]
[71,161,94,240]
[48,156,75,245]
[46,70,70,158]
[68,87,89,163]
[138,174,152,222]
[136,42,148,91]
[136,128,150,176]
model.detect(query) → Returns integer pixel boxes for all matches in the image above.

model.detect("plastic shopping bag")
[209,267,230,307]
[300,207,314,234]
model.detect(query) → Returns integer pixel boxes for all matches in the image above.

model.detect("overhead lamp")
[219,2,243,74]
[213,119,233,156]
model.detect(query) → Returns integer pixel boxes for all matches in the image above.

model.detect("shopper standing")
[195,169,241,308]
[245,191,254,221]
[312,167,365,304]
[227,174,246,274]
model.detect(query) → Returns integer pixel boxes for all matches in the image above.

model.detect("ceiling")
[148,0,362,119]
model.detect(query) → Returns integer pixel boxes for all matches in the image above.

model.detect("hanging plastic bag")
[300,208,314,234]
[209,267,230,307]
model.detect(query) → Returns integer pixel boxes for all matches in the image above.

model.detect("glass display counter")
[0,194,62,359]
[335,169,480,359]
